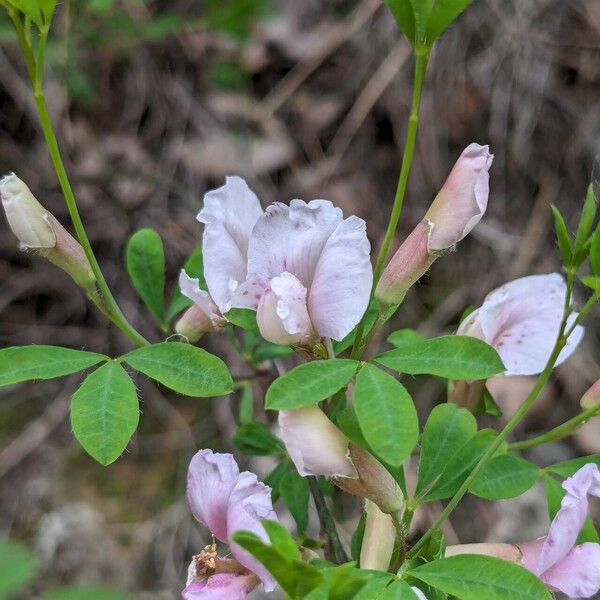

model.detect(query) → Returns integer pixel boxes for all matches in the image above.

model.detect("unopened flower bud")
[175,305,215,343]
[581,379,600,410]
[0,173,95,289]
[334,443,404,514]
[376,144,493,307]
[360,501,396,570]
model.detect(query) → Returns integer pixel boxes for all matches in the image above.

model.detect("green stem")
[406,284,575,560]
[508,404,600,452]
[351,48,429,359]
[308,477,349,564]
[12,17,148,347]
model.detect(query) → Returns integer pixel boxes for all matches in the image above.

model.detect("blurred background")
[1,0,600,597]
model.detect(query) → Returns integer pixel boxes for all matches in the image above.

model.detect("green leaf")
[410,555,552,600]
[409,0,433,40]
[423,429,497,501]
[426,0,473,42]
[124,342,233,397]
[416,404,477,497]
[350,511,366,562]
[580,275,600,293]
[252,341,294,362]
[353,363,418,466]
[470,454,540,499]
[387,329,426,348]
[547,454,600,477]
[233,422,285,456]
[265,359,358,410]
[474,387,503,417]
[0,537,37,598]
[225,308,259,332]
[551,205,573,266]
[264,460,291,503]
[262,519,300,560]
[380,580,421,599]
[383,0,416,46]
[70,362,139,466]
[590,225,600,276]
[126,228,166,325]
[238,383,254,424]
[232,530,323,597]
[374,335,505,380]
[0,345,106,387]
[280,471,310,535]
[574,184,598,260]
[45,586,131,600]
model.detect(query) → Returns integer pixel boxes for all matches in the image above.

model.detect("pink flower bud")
[376,144,492,307]
[278,406,357,478]
[581,379,600,410]
[334,443,404,514]
[1,173,95,289]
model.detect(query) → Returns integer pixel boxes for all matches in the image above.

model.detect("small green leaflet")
[233,422,285,456]
[547,454,600,477]
[590,225,600,275]
[0,537,37,598]
[410,555,552,600]
[426,0,473,42]
[551,205,573,266]
[374,335,504,380]
[70,361,139,466]
[387,328,426,347]
[265,359,358,410]
[353,363,418,467]
[123,342,233,397]
[0,345,106,387]
[279,470,310,535]
[469,454,540,500]
[126,228,166,326]
[225,308,259,332]
[383,1,416,46]
[416,404,476,497]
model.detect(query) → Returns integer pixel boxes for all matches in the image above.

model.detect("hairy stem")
[308,477,349,564]
[351,49,429,359]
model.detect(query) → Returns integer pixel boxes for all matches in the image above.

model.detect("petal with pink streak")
[537,463,600,575]
[478,273,583,376]
[182,572,258,600]
[227,471,278,592]
[541,543,600,598]
[197,176,263,313]
[425,143,493,251]
[308,215,373,341]
[186,450,240,543]
[247,200,342,288]
[278,406,357,478]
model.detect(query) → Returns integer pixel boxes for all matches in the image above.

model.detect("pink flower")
[520,463,600,598]
[376,144,492,306]
[180,176,373,346]
[457,273,583,376]
[183,449,278,599]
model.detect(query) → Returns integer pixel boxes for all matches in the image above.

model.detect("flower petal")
[247,199,342,288]
[187,450,240,543]
[308,215,373,340]
[425,143,493,251]
[472,274,583,376]
[179,271,222,323]
[541,543,600,598]
[256,273,314,345]
[182,571,258,600]
[536,463,600,575]
[227,471,278,592]
[278,406,357,478]
[197,176,263,313]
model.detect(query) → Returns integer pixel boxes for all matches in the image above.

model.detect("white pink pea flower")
[183,449,277,599]
[520,463,600,598]
[0,173,95,289]
[444,464,600,598]
[179,176,373,346]
[376,144,493,306]
[457,273,583,376]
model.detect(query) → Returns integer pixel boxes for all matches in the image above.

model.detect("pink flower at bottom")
[183,449,278,599]
[520,463,600,598]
